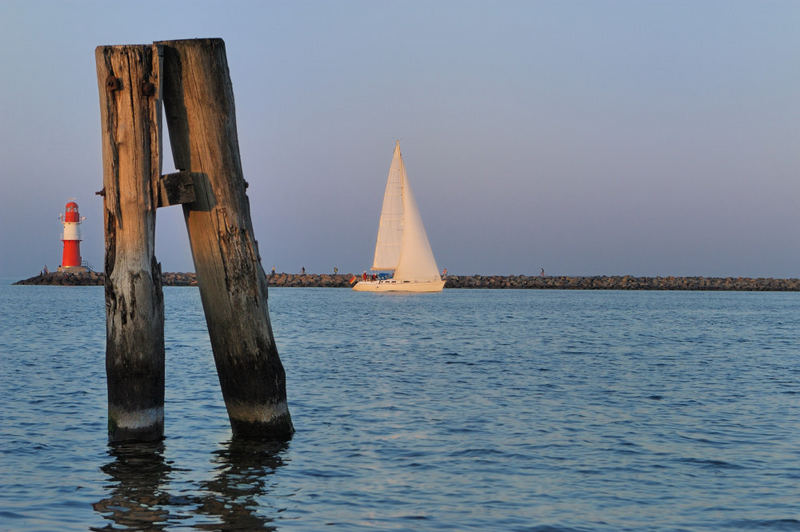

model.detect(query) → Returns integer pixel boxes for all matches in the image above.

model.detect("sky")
[1,0,800,278]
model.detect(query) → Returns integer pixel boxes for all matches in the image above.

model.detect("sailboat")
[353,141,445,293]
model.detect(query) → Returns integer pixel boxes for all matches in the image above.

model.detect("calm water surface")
[1,282,799,530]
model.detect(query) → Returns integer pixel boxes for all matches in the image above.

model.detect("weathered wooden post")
[159,39,293,439]
[96,44,165,442]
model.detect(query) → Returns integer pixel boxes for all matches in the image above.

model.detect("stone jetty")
[12,271,800,291]
[443,275,800,291]
[14,271,193,286]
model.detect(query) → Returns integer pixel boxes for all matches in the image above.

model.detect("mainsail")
[371,143,405,270]
[371,142,441,282]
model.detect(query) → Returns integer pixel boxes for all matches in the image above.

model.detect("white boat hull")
[352,279,445,293]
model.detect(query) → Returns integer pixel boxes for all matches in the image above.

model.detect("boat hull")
[352,279,445,293]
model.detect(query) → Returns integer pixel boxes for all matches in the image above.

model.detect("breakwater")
[444,275,800,291]
[13,271,800,291]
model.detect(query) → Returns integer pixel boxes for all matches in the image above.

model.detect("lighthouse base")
[58,265,89,273]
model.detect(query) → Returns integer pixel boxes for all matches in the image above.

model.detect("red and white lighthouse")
[58,200,87,272]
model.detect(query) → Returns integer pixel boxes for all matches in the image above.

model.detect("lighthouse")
[58,200,87,272]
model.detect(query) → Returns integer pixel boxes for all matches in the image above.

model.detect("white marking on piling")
[111,407,164,429]
[227,401,289,423]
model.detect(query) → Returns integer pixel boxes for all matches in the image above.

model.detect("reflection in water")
[92,442,173,530]
[196,440,288,531]
[93,439,288,530]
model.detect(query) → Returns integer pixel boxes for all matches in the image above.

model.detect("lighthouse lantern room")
[58,200,88,272]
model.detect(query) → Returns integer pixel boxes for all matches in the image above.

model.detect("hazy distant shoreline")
[13,271,800,291]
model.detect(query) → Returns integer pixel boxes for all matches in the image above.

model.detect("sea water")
[1,282,799,531]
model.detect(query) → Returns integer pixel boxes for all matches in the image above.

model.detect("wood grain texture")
[159,38,293,440]
[96,44,165,443]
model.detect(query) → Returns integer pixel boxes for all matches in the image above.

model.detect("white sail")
[371,142,405,270]
[393,168,441,282]
[355,141,444,292]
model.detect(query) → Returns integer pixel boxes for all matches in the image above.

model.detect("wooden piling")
[96,44,165,442]
[158,38,293,439]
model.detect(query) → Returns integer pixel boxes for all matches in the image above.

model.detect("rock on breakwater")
[14,270,105,286]
[13,271,354,287]
[266,273,354,287]
[14,271,196,286]
[13,271,800,290]
[444,275,800,291]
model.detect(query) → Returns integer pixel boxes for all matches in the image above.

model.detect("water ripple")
[4,286,800,529]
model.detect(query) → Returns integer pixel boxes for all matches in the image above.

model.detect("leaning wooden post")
[96,44,165,442]
[159,38,293,439]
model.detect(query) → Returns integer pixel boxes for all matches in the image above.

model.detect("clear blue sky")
[2,0,799,277]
